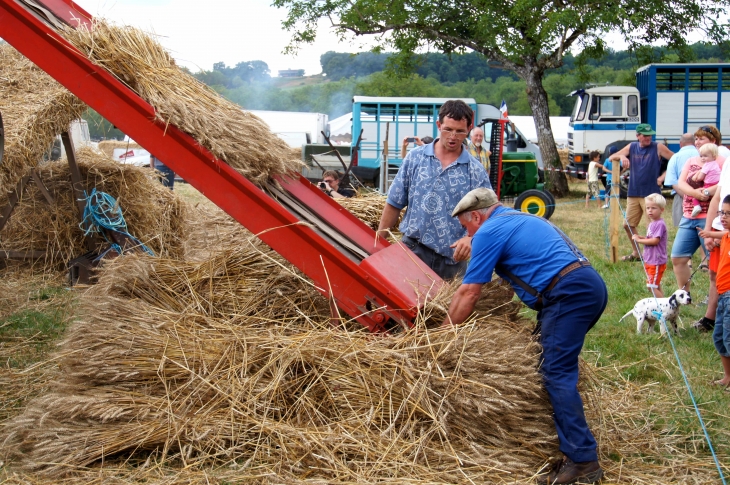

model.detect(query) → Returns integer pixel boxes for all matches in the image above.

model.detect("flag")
[500,100,509,119]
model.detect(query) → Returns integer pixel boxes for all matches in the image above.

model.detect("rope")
[608,182,727,484]
[79,188,155,258]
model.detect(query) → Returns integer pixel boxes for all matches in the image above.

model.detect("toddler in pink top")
[690,143,721,217]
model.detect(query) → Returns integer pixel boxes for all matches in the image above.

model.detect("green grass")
[0,285,73,368]
[550,180,729,455]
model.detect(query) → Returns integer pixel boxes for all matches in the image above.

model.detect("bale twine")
[0,148,187,268]
[0,245,563,481]
[0,44,87,195]
[61,21,302,186]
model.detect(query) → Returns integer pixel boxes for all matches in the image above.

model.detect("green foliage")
[83,108,124,140]
[190,43,728,120]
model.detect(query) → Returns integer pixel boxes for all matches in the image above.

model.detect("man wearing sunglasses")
[609,124,674,261]
[377,100,491,279]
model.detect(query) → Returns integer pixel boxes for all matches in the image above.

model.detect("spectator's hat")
[636,123,656,135]
[452,188,499,217]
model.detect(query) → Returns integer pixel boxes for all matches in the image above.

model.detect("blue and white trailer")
[567,63,730,178]
[349,96,541,188]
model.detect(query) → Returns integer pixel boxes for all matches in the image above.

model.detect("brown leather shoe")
[537,457,603,484]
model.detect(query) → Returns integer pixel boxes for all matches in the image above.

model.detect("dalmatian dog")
[619,289,692,335]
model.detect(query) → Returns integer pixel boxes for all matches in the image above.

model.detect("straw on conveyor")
[0,44,87,195]
[61,21,302,186]
[0,148,188,268]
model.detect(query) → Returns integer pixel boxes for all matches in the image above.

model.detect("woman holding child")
[673,125,726,331]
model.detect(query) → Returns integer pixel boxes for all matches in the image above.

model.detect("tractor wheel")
[619,168,629,199]
[543,190,556,219]
[514,189,552,219]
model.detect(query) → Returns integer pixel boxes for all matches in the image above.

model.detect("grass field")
[552,179,729,464]
[1,178,728,482]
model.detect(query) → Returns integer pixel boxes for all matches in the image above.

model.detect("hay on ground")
[0,244,560,481]
[61,21,302,186]
[0,44,87,195]
[0,148,187,268]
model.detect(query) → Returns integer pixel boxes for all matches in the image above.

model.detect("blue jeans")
[714,292,730,358]
[670,217,707,258]
[537,266,607,463]
[401,236,466,280]
[155,161,176,189]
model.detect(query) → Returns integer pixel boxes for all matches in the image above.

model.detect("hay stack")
[0,148,187,267]
[0,246,562,482]
[0,44,87,195]
[61,21,302,186]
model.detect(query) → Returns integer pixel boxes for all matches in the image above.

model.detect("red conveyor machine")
[0,0,444,332]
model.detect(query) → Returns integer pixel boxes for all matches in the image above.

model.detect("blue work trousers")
[537,265,607,463]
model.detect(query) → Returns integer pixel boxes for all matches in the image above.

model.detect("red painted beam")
[0,0,444,332]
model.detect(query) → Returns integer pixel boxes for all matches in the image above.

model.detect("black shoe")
[692,318,714,333]
[537,457,603,484]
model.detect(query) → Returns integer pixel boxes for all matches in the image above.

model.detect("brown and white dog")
[619,289,692,335]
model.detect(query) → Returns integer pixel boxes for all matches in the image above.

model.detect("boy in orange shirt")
[699,194,730,388]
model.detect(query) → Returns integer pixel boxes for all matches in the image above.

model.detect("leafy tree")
[272,0,729,196]
[83,108,124,140]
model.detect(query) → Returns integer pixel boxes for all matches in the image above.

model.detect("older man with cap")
[442,188,607,485]
[609,123,674,261]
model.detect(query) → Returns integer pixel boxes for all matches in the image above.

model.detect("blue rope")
[80,188,155,257]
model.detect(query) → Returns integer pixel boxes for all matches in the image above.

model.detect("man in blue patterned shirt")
[377,100,491,279]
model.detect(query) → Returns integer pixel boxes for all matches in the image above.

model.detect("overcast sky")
[74,0,358,76]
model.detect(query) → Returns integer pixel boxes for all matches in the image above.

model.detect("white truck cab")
[567,85,640,177]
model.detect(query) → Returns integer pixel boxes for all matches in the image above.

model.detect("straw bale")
[97,140,143,159]
[0,45,87,194]
[0,148,187,268]
[61,21,302,186]
[558,148,569,168]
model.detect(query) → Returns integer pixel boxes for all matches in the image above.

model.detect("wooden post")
[380,122,390,193]
[61,131,96,251]
[610,162,621,262]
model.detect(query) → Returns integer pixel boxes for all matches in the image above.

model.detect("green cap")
[636,123,656,135]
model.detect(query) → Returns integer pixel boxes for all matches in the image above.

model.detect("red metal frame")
[0,0,444,332]
[495,119,506,199]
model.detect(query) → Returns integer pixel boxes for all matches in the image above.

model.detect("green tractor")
[483,118,555,219]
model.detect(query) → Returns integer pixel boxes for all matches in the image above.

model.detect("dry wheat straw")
[61,21,302,186]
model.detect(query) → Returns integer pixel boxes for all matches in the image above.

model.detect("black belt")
[500,260,591,312]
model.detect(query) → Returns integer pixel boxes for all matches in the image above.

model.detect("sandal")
[621,254,640,262]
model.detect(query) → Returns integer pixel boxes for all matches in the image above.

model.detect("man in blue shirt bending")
[442,188,607,485]
[377,100,491,279]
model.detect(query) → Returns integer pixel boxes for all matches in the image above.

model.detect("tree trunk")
[522,66,569,197]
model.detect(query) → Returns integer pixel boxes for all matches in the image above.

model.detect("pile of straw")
[0,244,563,482]
[0,148,187,268]
[0,45,87,194]
[336,192,402,236]
[62,21,302,186]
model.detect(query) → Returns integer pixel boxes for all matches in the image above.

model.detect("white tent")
[328,112,352,136]
[509,116,571,147]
